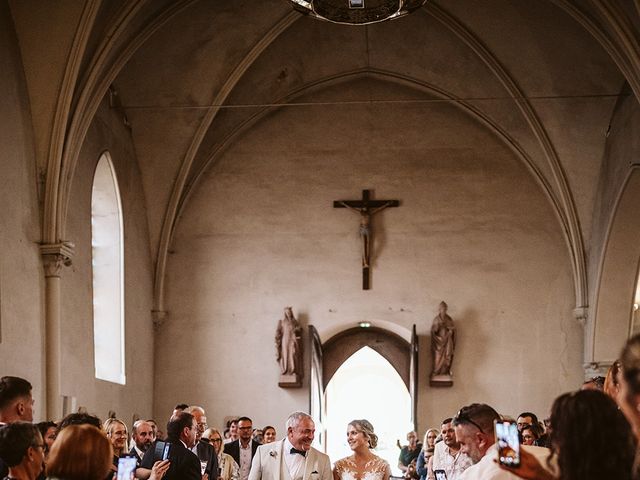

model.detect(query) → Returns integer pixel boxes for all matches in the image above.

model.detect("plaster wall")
[587,91,640,364]
[60,100,155,423]
[159,78,583,431]
[0,4,45,416]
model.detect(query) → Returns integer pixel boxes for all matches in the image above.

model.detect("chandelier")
[288,0,428,25]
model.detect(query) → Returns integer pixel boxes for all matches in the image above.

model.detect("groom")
[248,412,332,480]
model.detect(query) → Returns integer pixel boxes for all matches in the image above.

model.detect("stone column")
[40,242,74,420]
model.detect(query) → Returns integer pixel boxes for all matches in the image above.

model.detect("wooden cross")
[334,189,400,290]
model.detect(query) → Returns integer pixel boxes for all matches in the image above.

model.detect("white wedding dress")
[333,455,391,480]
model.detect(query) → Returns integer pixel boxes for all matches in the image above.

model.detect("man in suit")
[130,420,154,465]
[225,416,260,480]
[140,411,201,480]
[187,405,219,479]
[248,412,331,480]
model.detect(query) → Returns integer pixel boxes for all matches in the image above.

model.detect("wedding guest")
[499,390,634,480]
[262,426,276,444]
[204,427,239,480]
[0,422,44,480]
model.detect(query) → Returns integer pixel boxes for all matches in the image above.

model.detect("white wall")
[157,78,583,432]
[0,3,45,417]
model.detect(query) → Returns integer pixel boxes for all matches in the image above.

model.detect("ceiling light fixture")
[288,0,427,25]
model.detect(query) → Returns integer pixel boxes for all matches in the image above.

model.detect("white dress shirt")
[284,438,306,480]
[458,444,552,480]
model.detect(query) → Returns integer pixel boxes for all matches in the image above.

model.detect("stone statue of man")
[430,301,455,384]
[275,306,302,376]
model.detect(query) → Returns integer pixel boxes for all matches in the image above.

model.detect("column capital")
[573,306,588,326]
[582,361,612,379]
[152,310,168,329]
[40,242,75,277]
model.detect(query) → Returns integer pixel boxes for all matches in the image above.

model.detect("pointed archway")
[325,346,411,475]
[309,326,417,475]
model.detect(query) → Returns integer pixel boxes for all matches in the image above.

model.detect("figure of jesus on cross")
[334,190,399,289]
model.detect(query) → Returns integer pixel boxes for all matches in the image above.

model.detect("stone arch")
[322,326,410,390]
[590,166,640,363]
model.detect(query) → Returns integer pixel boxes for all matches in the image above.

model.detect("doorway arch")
[309,325,418,474]
[325,346,411,476]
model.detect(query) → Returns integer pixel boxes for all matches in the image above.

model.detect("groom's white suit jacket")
[248,439,332,480]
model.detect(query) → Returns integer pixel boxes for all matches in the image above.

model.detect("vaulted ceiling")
[8,0,640,313]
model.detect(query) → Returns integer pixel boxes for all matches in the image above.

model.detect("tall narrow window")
[91,153,125,384]
[632,266,640,336]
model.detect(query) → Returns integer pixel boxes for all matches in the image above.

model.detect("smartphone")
[153,441,172,462]
[495,420,520,467]
[117,456,137,480]
[433,470,448,480]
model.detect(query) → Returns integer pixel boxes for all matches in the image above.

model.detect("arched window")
[632,267,640,336]
[91,153,125,384]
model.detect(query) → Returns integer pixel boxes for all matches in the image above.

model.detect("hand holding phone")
[433,470,447,480]
[495,420,520,468]
[117,457,137,480]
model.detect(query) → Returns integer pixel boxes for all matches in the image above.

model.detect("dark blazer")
[141,439,201,480]
[195,438,219,478]
[224,439,259,467]
[129,445,143,465]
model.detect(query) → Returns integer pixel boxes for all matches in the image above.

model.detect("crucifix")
[334,189,400,290]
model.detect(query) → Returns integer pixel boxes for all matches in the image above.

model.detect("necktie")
[290,447,307,457]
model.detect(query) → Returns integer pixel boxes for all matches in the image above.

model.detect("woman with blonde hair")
[415,429,438,480]
[333,419,391,480]
[203,427,239,480]
[46,424,113,480]
[103,417,128,476]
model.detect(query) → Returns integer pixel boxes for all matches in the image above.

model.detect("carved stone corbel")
[573,306,588,327]
[152,310,168,329]
[40,242,75,276]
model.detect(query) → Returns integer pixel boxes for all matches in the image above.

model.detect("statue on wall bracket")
[276,306,303,388]
[430,301,455,387]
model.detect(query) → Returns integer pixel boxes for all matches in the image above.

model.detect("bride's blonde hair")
[348,419,378,449]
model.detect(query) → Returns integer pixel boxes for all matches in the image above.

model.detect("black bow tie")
[290,447,307,457]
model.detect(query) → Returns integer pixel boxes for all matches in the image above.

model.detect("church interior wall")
[58,99,155,423]
[2,0,640,437]
[158,77,583,430]
[586,90,640,366]
[0,3,45,413]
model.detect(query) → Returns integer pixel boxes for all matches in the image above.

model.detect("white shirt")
[458,444,552,480]
[431,441,473,480]
[239,440,254,480]
[284,438,306,480]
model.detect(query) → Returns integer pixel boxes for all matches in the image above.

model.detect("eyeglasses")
[454,408,484,433]
[238,426,253,430]
[211,438,223,443]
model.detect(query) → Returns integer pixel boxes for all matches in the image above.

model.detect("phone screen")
[495,421,520,467]
[434,470,448,480]
[117,456,137,480]
[153,441,172,463]
[162,442,171,460]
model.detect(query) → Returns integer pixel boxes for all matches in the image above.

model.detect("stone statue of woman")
[430,301,455,385]
[275,306,302,378]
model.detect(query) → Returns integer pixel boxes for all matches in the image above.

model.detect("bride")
[333,420,391,480]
